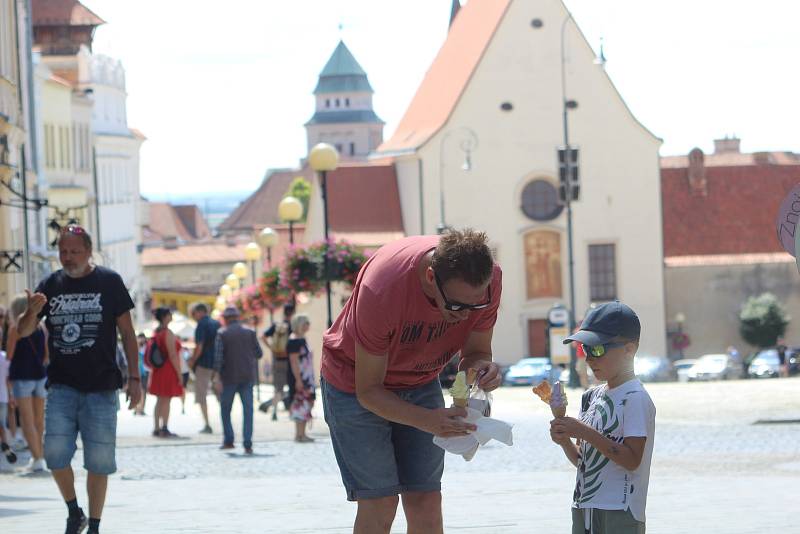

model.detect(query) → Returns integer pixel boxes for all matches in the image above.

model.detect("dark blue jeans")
[220,382,253,448]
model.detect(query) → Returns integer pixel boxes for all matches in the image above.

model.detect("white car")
[687,354,742,381]
[674,359,699,382]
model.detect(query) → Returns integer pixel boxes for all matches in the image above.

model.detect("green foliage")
[739,292,790,348]
[286,177,311,221]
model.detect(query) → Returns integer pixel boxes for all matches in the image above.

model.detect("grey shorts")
[272,358,289,392]
[194,365,214,404]
[572,507,645,534]
[322,377,445,501]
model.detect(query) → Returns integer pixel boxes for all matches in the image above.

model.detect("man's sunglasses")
[582,342,628,358]
[433,272,491,312]
[60,225,87,235]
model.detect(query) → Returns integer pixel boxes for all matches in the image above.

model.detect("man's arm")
[354,342,475,438]
[458,328,502,392]
[116,311,141,409]
[552,417,647,471]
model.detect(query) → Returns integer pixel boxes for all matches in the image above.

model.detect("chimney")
[163,236,179,250]
[713,136,741,154]
[687,148,707,197]
[753,152,772,165]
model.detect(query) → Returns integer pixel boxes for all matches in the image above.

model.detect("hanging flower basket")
[281,245,326,296]
[258,267,292,311]
[280,240,367,294]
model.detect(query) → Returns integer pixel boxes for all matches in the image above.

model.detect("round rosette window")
[521,179,563,221]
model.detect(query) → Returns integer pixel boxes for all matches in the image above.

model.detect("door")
[528,319,548,357]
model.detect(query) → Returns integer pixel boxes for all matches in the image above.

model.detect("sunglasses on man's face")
[582,341,628,358]
[433,272,491,312]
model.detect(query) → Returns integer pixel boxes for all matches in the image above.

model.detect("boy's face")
[585,337,638,382]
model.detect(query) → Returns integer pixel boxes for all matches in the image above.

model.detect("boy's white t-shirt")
[0,352,9,403]
[573,378,656,522]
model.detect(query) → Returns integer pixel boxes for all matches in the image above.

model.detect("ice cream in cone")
[550,381,568,417]
[450,371,469,408]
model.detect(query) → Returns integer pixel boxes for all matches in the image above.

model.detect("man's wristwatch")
[129,376,141,381]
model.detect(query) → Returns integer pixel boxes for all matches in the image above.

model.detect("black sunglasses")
[433,272,491,312]
[582,341,627,358]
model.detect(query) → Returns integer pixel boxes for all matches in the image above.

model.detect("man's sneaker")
[219,443,234,450]
[1,442,17,463]
[65,509,88,534]
[199,425,212,434]
[28,457,47,472]
[244,447,253,455]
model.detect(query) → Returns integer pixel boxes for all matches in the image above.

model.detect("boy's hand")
[549,421,572,446]
[551,416,590,440]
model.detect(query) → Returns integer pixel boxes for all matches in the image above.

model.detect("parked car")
[747,348,800,378]
[674,359,699,382]
[634,355,676,382]
[503,357,557,386]
[687,354,742,381]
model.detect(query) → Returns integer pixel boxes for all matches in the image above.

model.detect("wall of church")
[306,122,382,158]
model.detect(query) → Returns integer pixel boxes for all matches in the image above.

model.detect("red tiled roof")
[661,151,800,168]
[325,163,404,233]
[31,0,105,26]
[173,205,212,241]
[218,168,313,232]
[661,159,800,257]
[141,242,247,267]
[665,253,793,267]
[144,202,210,243]
[377,0,512,153]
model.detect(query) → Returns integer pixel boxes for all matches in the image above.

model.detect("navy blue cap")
[563,301,641,346]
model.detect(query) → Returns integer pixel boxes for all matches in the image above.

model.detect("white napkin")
[432,401,514,461]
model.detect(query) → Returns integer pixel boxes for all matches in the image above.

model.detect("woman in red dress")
[148,307,183,437]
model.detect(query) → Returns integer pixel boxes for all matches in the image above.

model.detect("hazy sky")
[82,0,800,196]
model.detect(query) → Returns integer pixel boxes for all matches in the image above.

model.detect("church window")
[521,179,563,221]
[589,244,617,301]
[500,102,513,111]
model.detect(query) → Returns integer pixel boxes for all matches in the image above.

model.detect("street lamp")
[244,242,261,286]
[278,196,303,245]
[675,312,686,359]
[257,227,278,268]
[232,262,248,288]
[219,284,232,299]
[438,127,478,234]
[225,273,240,290]
[308,142,339,328]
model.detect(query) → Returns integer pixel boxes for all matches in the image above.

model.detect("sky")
[81,0,800,197]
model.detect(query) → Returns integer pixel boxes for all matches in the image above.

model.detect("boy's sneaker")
[1,442,17,463]
[65,509,88,534]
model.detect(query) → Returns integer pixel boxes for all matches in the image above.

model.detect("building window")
[345,98,350,107]
[335,98,340,107]
[521,179,563,221]
[325,99,330,108]
[349,142,355,156]
[335,143,343,153]
[588,244,617,302]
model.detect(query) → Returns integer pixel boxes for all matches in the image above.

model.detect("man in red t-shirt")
[321,229,503,534]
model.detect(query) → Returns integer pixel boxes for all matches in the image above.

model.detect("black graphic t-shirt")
[36,266,134,392]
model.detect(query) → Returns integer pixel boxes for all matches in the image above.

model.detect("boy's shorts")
[44,384,119,475]
[322,377,445,501]
[572,507,645,534]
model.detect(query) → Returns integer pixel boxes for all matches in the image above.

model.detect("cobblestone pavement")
[1,378,799,533]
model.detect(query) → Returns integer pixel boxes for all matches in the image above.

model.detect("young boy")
[550,301,656,534]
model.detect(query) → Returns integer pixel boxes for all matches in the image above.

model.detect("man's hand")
[25,289,46,316]
[549,419,574,446]
[468,360,502,392]
[419,406,476,438]
[550,416,591,441]
[127,381,142,410]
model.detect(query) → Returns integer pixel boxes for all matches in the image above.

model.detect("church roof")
[314,40,373,94]
[305,109,384,126]
[31,0,105,26]
[377,0,512,154]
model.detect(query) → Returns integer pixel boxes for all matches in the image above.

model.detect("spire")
[449,0,461,29]
[314,40,373,94]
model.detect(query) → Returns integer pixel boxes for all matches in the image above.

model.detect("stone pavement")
[1,378,799,533]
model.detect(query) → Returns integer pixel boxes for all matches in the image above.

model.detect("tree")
[739,292,790,348]
[285,176,311,221]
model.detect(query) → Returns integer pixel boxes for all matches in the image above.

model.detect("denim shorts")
[322,377,445,501]
[44,384,119,475]
[11,378,47,399]
[0,402,7,428]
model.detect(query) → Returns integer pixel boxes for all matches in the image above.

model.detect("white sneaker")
[29,457,47,472]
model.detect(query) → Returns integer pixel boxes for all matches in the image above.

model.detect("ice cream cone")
[550,405,566,418]
[453,397,468,408]
[449,371,469,408]
[549,381,568,417]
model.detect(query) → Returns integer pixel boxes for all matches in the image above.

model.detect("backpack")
[144,336,166,369]
[273,322,290,354]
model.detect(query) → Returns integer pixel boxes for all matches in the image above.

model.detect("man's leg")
[86,473,108,519]
[194,366,212,429]
[240,382,254,449]
[52,467,78,501]
[401,491,443,534]
[220,384,236,445]
[355,496,399,534]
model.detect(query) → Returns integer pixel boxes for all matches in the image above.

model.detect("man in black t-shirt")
[17,226,140,534]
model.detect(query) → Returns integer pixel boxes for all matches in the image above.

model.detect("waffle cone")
[551,405,566,418]
[453,398,468,408]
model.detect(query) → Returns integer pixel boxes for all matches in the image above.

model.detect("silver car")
[687,354,742,381]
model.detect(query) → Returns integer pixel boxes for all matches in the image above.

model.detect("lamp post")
[232,262,248,289]
[438,127,478,234]
[244,242,261,287]
[257,227,278,268]
[219,284,232,300]
[309,142,339,328]
[278,196,303,245]
[225,273,240,291]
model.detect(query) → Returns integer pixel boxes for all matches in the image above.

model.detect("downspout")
[92,146,101,251]
[13,0,31,288]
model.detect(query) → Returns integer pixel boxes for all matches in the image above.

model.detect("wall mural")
[524,229,562,299]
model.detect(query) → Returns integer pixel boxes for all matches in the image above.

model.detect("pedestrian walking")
[214,306,262,454]
[551,301,656,534]
[321,229,503,533]
[147,308,184,438]
[5,294,48,472]
[262,303,294,420]
[188,302,219,433]
[134,333,149,415]
[286,314,315,443]
[16,225,141,534]
[776,338,789,378]
[0,349,17,464]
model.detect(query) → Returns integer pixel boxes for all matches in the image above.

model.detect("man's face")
[428,269,491,324]
[58,234,92,277]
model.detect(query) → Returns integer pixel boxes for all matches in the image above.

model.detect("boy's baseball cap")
[563,300,640,346]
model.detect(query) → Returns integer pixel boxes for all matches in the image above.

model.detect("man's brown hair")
[431,228,494,286]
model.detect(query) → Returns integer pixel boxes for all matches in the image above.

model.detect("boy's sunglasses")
[582,341,627,358]
[433,272,491,312]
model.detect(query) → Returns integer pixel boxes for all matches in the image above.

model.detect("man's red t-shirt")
[321,236,502,393]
